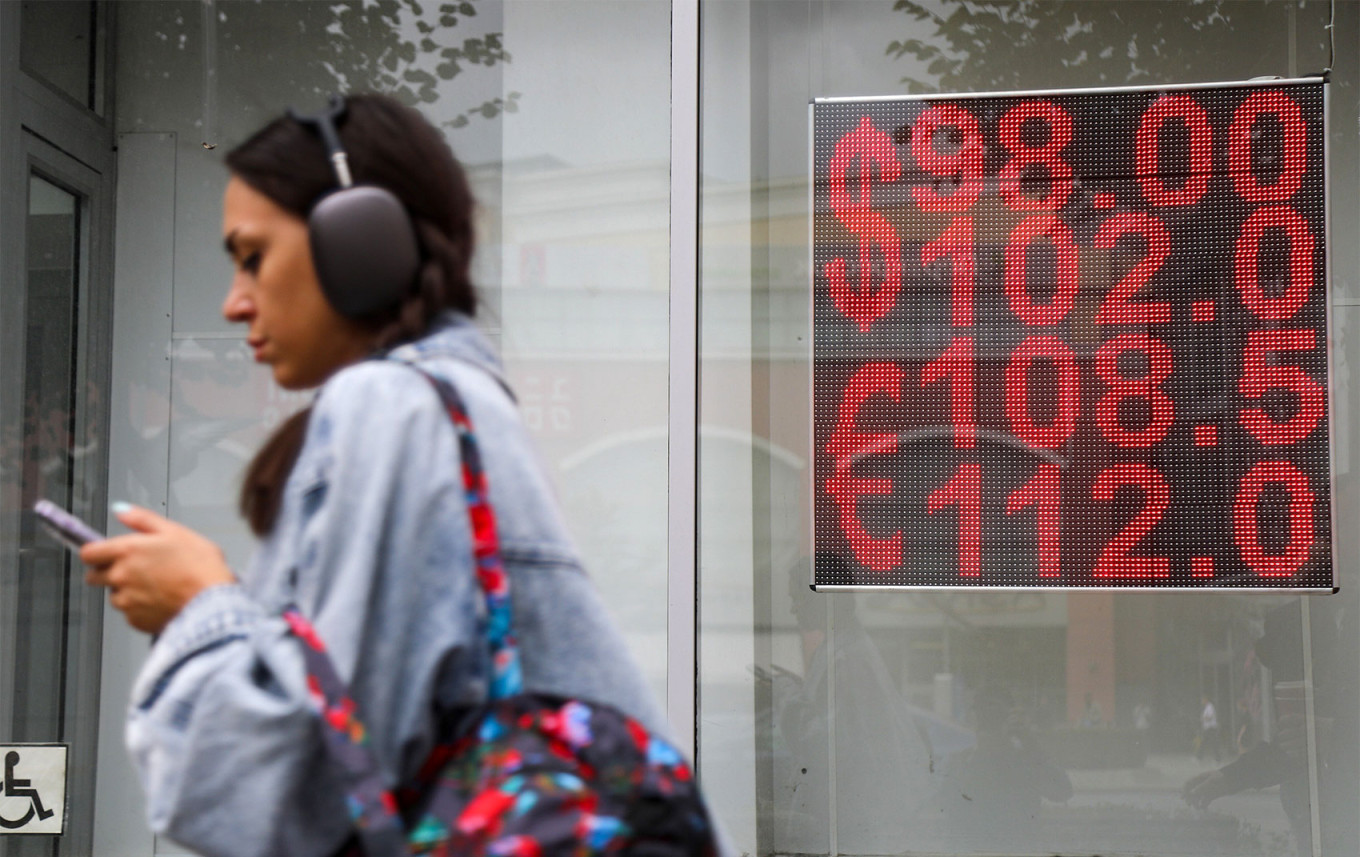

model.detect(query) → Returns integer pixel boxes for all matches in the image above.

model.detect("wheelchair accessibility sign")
[0,745,66,834]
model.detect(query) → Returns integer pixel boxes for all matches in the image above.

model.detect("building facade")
[0,1,1357,855]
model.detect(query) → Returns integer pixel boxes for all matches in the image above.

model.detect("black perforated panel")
[811,80,1332,590]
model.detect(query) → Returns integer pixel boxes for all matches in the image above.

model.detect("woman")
[80,94,688,857]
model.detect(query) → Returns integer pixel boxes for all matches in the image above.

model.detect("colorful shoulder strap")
[282,363,520,856]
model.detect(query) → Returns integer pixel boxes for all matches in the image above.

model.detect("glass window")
[496,0,673,701]
[110,0,673,704]
[699,2,1359,855]
[20,0,102,112]
[13,175,82,747]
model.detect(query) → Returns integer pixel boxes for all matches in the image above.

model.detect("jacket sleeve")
[125,362,479,857]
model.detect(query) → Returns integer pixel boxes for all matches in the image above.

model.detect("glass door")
[0,132,111,857]
[697,3,1359,856]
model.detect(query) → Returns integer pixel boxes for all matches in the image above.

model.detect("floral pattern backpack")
[282,366,719,857]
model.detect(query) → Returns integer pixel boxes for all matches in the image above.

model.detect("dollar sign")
[826,116,902,332]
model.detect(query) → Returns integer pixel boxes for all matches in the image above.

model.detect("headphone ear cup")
[308,186,420,319]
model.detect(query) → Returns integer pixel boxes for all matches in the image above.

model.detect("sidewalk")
[1068,751,1237,792]
[1054,751,1298,855]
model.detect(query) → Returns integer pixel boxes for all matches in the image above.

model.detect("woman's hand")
[80,504,236,635]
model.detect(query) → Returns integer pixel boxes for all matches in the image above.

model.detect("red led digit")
[1135,94,1212,207]
[1235,205,1316,321]
[1006,463,1061,577]
[998,100,1074,211]
[825,116,904,332]
[825,363,905,571]
[1005,215,1079,325]
[1094,212,1173,325]
[1093,463,1171,578]
[911,103,983,213]
[1095,334,1174,447]
[1229,89,1308,203]
[1239,329,1325,445]
[922,336,976,449]
[1234,460,1314,577]
[1005,336,1080,450]
[927,462,982,576]
[921,217,976,326]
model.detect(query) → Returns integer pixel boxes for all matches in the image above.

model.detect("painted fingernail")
[111,501,134,515]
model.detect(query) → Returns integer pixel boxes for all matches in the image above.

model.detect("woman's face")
[220,176,375,390]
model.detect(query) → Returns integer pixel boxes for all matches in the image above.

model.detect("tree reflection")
[327,0,516,126]
[887,0,1282,92]
[217,0,516,131]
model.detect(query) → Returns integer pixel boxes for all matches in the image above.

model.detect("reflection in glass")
[168,337,297,574]
[20,0,98,109]
[883,1,1304,93]
[700,2,1356,856]
[768,555,934,855]
[110,0,673,702]
[13,176,82,744]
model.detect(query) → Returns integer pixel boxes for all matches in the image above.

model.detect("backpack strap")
[410,367,523,700]
[282,608,405,857]
[283,364,521,856]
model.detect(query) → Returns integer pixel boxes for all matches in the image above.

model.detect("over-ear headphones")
[288,96,421,320]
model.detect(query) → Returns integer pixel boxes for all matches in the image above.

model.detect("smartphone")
[33,499,105,552]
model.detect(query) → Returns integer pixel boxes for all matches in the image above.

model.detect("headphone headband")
[288,95,354,188]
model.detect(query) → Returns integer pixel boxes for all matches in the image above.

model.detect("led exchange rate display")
[811,79,1333,591]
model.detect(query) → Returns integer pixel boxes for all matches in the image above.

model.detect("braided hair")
[224,94,479,535]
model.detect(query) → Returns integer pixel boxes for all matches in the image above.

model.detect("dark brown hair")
[226,93,478,535]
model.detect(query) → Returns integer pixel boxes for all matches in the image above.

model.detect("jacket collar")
[384,312,515,399]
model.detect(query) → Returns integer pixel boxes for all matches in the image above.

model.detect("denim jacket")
[125,313,672,857]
